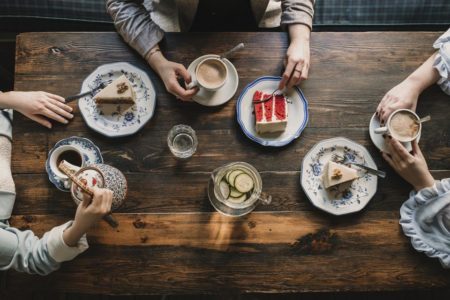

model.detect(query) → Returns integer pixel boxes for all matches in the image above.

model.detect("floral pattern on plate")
[79,62,156,137]
[301,137,378,215]
[45,136,103,192]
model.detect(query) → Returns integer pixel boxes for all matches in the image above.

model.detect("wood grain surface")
[6,32,450,294]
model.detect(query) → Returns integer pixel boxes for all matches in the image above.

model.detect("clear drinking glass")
[167,124,198,159]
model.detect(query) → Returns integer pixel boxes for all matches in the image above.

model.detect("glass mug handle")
[374,126,388,134]
[258,192,272,205]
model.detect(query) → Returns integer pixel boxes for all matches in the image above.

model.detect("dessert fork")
[252,89,284,104]
[65,81,107,103]
[331,153,386,178]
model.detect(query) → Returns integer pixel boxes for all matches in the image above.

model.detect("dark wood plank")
[11,124,450,174]
[6,211,450,294]
[11,170,450,215]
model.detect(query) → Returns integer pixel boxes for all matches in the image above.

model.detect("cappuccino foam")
[197,60,226,88]
[390,111,419,140]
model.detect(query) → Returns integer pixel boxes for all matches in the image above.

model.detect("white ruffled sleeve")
[400,178,450,268]
[433,29,450,95]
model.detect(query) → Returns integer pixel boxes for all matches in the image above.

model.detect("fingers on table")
[44,92,66,103]
[42,106,69,124]
[25,112,52,129]
[47,100,74,119]
[280,59,308,89]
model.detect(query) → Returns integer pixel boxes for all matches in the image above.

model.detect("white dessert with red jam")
[253,90,288,133]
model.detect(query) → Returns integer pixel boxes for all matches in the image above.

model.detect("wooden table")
[5,32,450,294]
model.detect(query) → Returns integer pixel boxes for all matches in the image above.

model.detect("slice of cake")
[94,75,136,104]
[253,90,288,133]
[322,161,359,189]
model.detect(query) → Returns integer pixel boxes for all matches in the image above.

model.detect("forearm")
[106,0,165,59]
[0,221,88,275]
[405,52,440,94]
[281,0,315,29]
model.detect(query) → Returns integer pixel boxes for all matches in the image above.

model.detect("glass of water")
[167,124,198,159]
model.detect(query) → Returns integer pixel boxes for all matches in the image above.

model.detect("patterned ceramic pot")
[70,163,127,211]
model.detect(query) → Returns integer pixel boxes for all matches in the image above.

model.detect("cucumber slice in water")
[234,173,254,193]
[219,180,230,198]
[227,194,247,204]
[227,170,244,187]
[230,187,243,198]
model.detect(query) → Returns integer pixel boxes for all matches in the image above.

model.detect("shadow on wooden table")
[1,290,450,300]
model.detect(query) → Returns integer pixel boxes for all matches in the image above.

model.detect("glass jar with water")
[208,162,272,217]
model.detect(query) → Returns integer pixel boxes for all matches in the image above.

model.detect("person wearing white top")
[0,91,113,275]
[377,29,450,268]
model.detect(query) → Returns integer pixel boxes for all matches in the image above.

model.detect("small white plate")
[45,136,103,192]
[369,113,420,154]
[188,54,239,106]
[236,76,308,147]
[79,62,156,138]
[301,137,378,216]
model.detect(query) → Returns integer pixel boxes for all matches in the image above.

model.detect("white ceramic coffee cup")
[49,145,85,187]
[187,57,228,92]
[374,109,421,142]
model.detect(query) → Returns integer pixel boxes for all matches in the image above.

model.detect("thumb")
[175,64,192,83]
[81,186,96,208]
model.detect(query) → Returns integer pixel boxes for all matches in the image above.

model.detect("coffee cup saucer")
[187,54,239,106]
[369,113,420,154]
[45,136,103,192]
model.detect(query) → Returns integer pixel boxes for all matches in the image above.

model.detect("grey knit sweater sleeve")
[106,0,165,59]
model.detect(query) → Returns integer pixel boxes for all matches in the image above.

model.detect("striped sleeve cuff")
[46,221,89,263]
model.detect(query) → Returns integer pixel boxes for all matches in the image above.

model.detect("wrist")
[405,74,427,94]
[146,49,167,73]
[63,221,87,247]
[289,24,310,43]
[0,92,15,110]
[413,173,435,191]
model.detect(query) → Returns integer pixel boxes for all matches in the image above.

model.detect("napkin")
[400,178,450,268]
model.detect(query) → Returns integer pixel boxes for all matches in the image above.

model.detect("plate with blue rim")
[45,136,103,192]
[236,76,308,147]
[300,137,378,216]
[79,62,156,138]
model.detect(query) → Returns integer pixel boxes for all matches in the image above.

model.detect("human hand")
[6,91,73,128]
[279,24,311,90]
[382,137,435,191]
[147,50,198,101]
[376,78,420,125]
[63,187,113,247]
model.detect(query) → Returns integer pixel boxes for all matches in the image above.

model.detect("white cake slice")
[322,161,359,189]
[94,75,136,104]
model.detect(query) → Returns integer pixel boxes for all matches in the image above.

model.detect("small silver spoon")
[418,115,431,123]
[219,43,245,60]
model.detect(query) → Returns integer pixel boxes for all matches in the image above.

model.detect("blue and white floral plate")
[236,76,308,147]
[45,136,103,192]
[300,137,378,215]
[79,62,156,137]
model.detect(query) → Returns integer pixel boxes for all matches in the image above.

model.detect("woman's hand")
[3,91,73,128]
[147,48,198,101]
[376,78,420,125]
[279,24,311,90]
[63,187,113,247]
[382,137,435,191]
